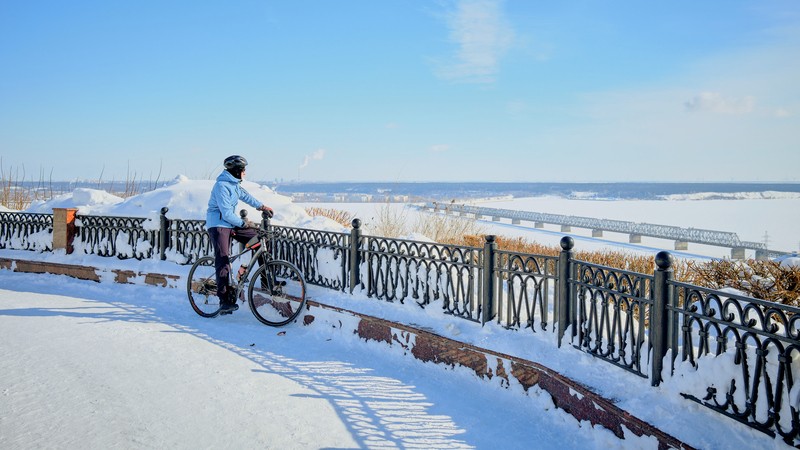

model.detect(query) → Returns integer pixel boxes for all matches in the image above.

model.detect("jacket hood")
[216,170,241,184]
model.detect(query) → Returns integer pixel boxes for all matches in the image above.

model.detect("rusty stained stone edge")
[0,257,692,450]
[0,257,179,287]
[1,258,101,282]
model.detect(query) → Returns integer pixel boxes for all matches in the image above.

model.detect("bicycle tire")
[247,260,307,327]
[187,256,221,317]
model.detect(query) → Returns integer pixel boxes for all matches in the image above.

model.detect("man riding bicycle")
[206,155,273,314]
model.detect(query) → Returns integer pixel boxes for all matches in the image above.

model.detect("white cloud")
[299,148,326,170]
[435,0,514,83]
[684,92,756,114]
[430,144,450,153]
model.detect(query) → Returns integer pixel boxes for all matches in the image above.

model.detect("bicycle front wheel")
[187,256,221,317]
[248,260,307,327]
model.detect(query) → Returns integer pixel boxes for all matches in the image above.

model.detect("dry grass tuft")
[0,160,54,210]
[458,234,690,277]
[305,207,354,227]
[412,212,486,243]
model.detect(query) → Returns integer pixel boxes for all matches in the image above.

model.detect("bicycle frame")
[226,230,274,293]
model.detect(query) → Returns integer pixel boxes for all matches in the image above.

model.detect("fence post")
[159,207,169,261]
[261,212,272,261]
[651,250,674,386]
[52,208,78,254]
[481,235,497,326]
[349,219,362,293]
[557,236,575,347]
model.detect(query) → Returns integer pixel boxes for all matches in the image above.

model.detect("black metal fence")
[1,210,798,444]
[0,211,53,251]
[572,259,654,379]
[75,214,157,259]
[669,279,800,443]
[272,224,349,292]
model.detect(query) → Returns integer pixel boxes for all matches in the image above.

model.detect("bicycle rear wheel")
[187,256,221,317]
[248,260,307,327]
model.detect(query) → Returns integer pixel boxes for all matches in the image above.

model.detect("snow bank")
[27,188,124,213]
[22,175,347,233]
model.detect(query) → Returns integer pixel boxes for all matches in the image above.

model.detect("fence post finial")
[261,210,271,229]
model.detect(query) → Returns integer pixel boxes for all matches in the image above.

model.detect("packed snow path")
[0,271,633,450]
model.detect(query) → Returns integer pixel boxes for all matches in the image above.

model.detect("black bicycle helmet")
[223,155,248,170]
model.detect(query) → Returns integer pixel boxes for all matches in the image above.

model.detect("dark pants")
[207,226,259,300]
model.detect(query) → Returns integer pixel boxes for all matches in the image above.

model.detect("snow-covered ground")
[2,176,798,449]
[1,270,639,450]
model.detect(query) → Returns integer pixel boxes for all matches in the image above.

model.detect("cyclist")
[206,155,273,314]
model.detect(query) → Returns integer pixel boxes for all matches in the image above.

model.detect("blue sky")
[1,0,798,182]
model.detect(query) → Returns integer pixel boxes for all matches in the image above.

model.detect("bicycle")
[187,211,307,327]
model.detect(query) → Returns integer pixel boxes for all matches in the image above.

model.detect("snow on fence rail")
[1,209,799,445]
[0,211,52,252]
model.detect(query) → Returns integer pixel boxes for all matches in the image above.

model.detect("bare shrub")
[97,161,162,198]
[686,259,800,306]
[368,203,409,237]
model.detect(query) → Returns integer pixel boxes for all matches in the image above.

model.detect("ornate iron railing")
[271,224,349,292]
[493,249,558,331]
[571,261,654,379]
[668,281,800,443]
[0,212,53,251]
[74,214,156,259]
[359,234,484,322]
[168,218,211,264]
[71,210,209,264]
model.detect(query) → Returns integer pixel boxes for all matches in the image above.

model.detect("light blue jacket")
[205,171,263,229]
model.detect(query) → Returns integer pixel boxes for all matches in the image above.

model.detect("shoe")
[219,290,239,314]
[219,301,239,314]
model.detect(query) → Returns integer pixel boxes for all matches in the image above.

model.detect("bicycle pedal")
[218,310,233,316]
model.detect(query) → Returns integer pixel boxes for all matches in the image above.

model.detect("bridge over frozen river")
[415,202,784,259]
